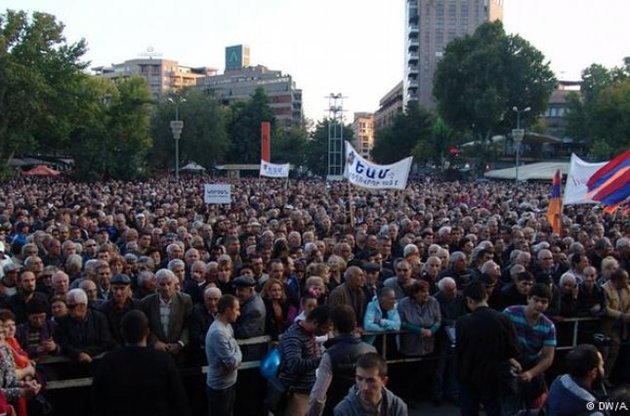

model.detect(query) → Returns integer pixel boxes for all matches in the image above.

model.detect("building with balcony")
[352,113,375,160]
[404,0,503,109]
[92,59,217,99]
[374,81,404,131]
[196,46,303,130]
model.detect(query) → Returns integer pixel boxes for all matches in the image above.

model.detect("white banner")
[344,141,412,190]
[260,161,290,178]
[204,184,231,204]
[563,154,608,205]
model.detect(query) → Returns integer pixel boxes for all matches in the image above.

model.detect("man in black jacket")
[456,281,520,416]
[307,305,376,416]
[92,309,189,416]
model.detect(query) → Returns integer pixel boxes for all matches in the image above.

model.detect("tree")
[372,102,435,164]
[590,78,630,153]
[149,89,229,171]
[305,119,353,176]
[71,76,153,180]
[411,117,461,167]
[565,60,629,151]
[0,9,88,171]
[433,21,556,144]
[226,88,276,164]
[273,127,309,167]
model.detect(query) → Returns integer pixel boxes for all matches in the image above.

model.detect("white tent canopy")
[179,162,206,172]
[484,161,569,181]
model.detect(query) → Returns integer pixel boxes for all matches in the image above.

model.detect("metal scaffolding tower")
[327,93,346,181]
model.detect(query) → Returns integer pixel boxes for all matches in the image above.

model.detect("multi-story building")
[352,113,375,160]
[404,0,503,109]
[543,80,580,139]
[92,59,217,99]
[374,81,404,131]
[196,46,303,130]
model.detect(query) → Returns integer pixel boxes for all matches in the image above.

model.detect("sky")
[5,0,630,123]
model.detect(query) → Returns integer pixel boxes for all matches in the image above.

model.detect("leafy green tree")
[0,9,88,171]
[305,119,353,176]
[589,139,615,161]
[273,127,309,166]
[71,77,153,180]
[150,89,229,171]
[372,102,435,164]
[226,88,276,163]
[411,117,460,167]
[590,77,630,153]
[565,64,617,140]
[565,60,629,152]
[433,21,556,144]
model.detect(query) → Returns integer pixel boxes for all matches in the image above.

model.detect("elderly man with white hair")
[141,269,192,359]
[557,272,579,318]
[54,288,115,363]
[433,276,467,405]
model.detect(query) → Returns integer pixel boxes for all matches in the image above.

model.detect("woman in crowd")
[261,278,291,341]
[0,310,41,416]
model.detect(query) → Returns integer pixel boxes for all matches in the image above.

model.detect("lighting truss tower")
[327,93,346,181]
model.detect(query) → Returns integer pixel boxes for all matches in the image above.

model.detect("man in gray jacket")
[334,352,407,416]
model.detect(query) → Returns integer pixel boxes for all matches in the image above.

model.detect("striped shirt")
[503,305,556,362]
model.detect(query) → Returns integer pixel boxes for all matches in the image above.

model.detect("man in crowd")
[205,294,242,416]
[92,310,189,416]
[504,283,557,412]
[141,269,193,361]
[99,273,141,345]
[333,352,407,416]
[55,288,115,364]
[308,305,375,416]
[278,305,331,416]
[547,344,605,416]
[456,281,520,416]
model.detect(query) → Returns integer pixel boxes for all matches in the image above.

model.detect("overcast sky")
[6,0,630,122]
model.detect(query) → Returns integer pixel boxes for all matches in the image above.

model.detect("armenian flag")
[547,169,562,234]
[586,149,630,211]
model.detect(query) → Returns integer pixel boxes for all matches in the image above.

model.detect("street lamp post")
[168,97,186,181]
[512,106,530,182]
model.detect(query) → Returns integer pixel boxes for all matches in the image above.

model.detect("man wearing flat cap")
[99,274,141,346]
[232,275,267,416]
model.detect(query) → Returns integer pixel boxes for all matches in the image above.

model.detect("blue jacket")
[547,374,603,416]
[363,296,401,345]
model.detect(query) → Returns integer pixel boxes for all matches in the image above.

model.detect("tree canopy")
[372,102,434,164]
[0,9,88,169]
[433,21,556,143]
[565,59,629,154]
[149,89,229,171]
[225,88,276,164]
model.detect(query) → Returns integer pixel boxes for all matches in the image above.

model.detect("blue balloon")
[260,348,281,379]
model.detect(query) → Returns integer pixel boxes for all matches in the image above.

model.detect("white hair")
[437,277,456,291]
[67,288,88,305]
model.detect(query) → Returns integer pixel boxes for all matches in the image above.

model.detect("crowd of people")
[0,175,628,415]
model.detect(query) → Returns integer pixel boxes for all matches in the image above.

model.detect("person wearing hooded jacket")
[333,352,407,416]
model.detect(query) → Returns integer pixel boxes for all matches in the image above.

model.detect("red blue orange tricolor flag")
[586,149,630,214]
[547,169,562,234]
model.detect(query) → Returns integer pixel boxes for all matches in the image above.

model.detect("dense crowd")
[0,175,628,416]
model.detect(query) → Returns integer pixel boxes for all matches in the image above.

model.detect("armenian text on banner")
[204,184,231,204]
[260,161,290,178]
[344,141,412,190]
